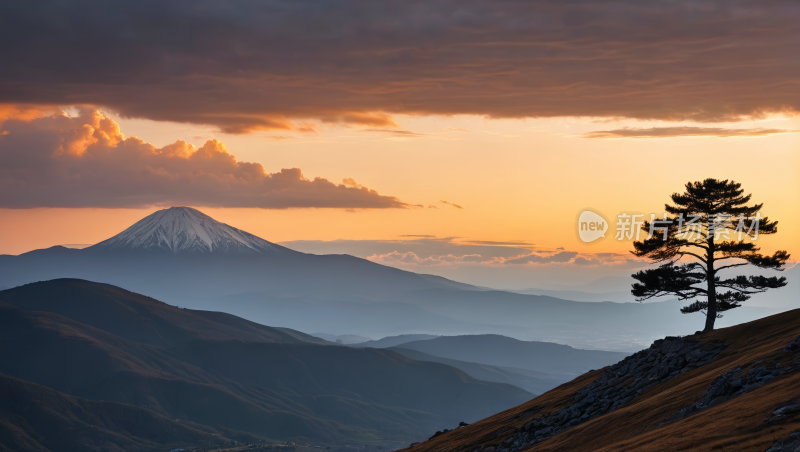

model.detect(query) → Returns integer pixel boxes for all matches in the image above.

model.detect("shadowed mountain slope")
[0,280,532,448]
[0,279,324,347]
[0,372,226,452]
[402,308,800,452]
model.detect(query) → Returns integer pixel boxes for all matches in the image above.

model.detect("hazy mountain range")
[343,334,597,395]
[0,206,794,351]
[351,334,442,349]
[392,335,628,376]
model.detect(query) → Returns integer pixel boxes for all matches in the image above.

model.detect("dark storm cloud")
[0,109,409,209]
[1,1,798,132]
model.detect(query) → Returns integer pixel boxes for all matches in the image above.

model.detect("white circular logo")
[578,210,608,243]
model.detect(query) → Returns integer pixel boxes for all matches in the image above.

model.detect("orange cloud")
[440,200,464,209]
[342,178,369,189]
[0,105,61,127]
[0,108,409,209]
[582,126,800,139]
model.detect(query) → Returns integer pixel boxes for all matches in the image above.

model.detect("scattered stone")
[494,336,726,452]
[774,404,800,417]
[785,335,800,353]
[765,432,800,452]
[668,338,800,424]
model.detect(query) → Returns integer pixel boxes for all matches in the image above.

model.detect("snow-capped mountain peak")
[89,207,283,254]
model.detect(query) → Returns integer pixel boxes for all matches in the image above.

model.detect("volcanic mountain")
[0,206,472,303]
[90,206,287,254]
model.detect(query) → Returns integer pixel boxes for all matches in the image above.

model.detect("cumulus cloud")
[582,126,800,139]
[0,108,409,209]
[280,237,535,261]
[367,249,643,268]
[342,178,368,189]
[367,251,492,267]
[1,1,798,132]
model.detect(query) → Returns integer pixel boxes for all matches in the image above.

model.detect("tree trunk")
[704,252,716,333]
[703,283,717,332]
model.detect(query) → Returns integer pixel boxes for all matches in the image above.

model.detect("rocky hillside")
[402,308,800,452]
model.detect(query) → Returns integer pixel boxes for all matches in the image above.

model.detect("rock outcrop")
[668,334,800,423]
[765,432,800,452]
[490,336,726,452]
[785,335,800,353]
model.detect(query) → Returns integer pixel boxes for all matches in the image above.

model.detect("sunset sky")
[1,0,798,288]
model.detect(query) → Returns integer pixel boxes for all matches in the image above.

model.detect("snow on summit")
[90,207,282,254]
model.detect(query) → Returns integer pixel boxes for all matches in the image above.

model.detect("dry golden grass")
[406,309,800,452]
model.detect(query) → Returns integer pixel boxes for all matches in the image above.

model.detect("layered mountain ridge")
[0,279,532,450]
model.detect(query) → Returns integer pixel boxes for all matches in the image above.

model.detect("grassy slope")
[403,308,800,452]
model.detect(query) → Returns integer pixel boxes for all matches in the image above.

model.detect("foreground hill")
[396,335,629,376]
[0,280,532,450]
[402,308,800,452]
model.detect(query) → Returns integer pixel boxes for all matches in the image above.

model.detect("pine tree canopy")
[630,178,789,332]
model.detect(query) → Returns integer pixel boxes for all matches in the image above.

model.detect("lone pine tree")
[630,178,790,332]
